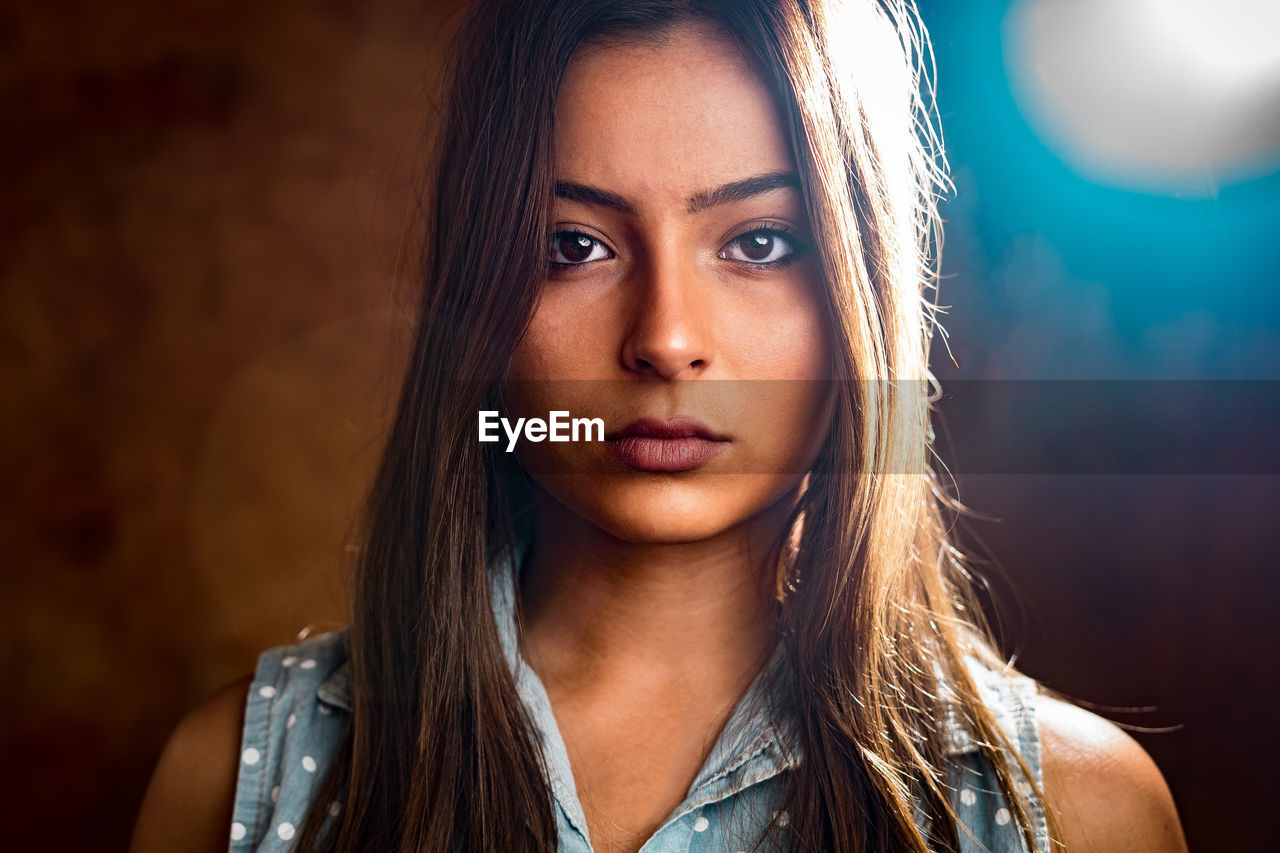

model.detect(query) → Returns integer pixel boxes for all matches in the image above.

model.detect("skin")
[128,18,1189,853]
[505,20,833,853]
[130,674,251,853]
[1038,696,1190,852]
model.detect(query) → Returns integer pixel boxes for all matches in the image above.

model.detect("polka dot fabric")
[229,630,352,851]
[940,662,1051,852]
[227,526,1049,852]
[227,629,1047,853]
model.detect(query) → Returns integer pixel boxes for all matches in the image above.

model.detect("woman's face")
[503,19,833,544]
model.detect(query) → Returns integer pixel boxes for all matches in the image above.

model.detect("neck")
[516,486,792,701]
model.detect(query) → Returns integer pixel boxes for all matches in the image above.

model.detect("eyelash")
[721,222,809,270]
[546,223,809,272]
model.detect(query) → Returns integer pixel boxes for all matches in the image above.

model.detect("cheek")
[723,264,831,381]
[509,321,564,382]
[508,284,618,383]
[777,301,831,381]
[726,267,833,470]
[504,299,606,437]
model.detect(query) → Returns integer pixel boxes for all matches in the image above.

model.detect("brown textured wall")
[1,1,456,849]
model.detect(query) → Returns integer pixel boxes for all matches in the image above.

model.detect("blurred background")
[2,0,1275,849]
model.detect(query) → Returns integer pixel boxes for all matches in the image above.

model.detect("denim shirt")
[230,534,1050,852]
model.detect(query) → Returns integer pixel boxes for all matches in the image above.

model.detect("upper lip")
[606,416,728,441]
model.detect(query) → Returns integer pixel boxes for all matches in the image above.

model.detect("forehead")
[553,20,795,202]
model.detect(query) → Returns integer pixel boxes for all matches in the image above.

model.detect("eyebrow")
[553,171,802,216]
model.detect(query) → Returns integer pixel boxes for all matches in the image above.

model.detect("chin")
[535,471,799,546]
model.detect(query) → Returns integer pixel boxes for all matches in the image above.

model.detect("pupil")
[560,234,593,263]
[743,233,773,261]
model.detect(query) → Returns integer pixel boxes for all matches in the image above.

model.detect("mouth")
[604,416,729,472]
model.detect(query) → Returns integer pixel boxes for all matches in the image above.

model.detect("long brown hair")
[295,0,1059,850]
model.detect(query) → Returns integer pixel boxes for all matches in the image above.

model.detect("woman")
[131,0,1187,851]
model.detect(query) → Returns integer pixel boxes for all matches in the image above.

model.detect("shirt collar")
[316,523,985,761]
[317,661,353,712]
[488,515,805,845]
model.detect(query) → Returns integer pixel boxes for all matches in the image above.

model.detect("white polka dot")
[241,747,260,765]
[302,755,317,772]
[329,801,342,817]
[258,685,276,699]
[271,786,280,803]
[230,822,246,841]
[282,656,297,667]
[287,713,296,729]
[692,815,709,832]
[318,704,332,715]
[960,787,977,806]
[995,807,1011,826]
[300,658,317,669]
[277,822,296,840]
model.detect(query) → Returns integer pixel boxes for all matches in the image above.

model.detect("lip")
[605,416,729,472]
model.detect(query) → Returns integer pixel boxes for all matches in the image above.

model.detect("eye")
[718,225,805,267]
[548,231,613,267]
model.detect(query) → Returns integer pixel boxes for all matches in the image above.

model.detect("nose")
[620,246,715,379]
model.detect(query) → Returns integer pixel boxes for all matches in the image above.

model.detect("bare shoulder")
[129,673,254,853]
[1035,692,1188,852]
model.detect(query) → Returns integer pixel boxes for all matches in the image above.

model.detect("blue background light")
[919,0,1280,380]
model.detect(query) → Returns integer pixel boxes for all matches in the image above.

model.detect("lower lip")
[606,436,728,472]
